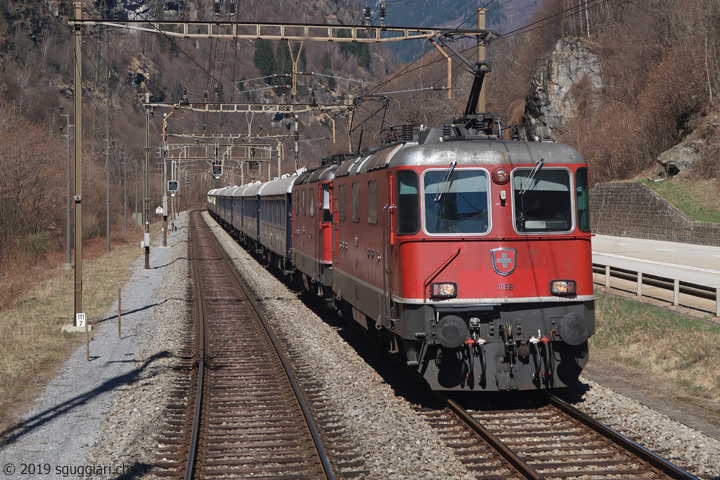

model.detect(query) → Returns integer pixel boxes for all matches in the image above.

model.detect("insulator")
[364,3,371,26]
[229,0,235,16]
[380,3,386,26]
[442,124,451,138]
[402,122,413,142]
[204,90,208,102]
[214,0,220,17]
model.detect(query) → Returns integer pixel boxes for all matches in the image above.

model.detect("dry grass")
[592,292,720,400]
[0,224,161,435]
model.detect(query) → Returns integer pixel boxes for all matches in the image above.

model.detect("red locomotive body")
[211,124,595,392]
[327,131,594,391]
[292,163,339,296]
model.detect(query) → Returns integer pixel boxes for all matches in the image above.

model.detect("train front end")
[387,135,595,391]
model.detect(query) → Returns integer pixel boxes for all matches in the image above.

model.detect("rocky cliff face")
[522,38,602,141]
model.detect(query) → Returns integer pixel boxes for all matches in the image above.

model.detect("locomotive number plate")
[498,283,513,291]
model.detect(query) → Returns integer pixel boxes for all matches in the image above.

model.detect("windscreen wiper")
[519,157,544,195]
[434,160,457,202]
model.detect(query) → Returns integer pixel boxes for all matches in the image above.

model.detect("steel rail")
[201,212,336,480]
[435,393,546,480]
[547,394,700,480]
[185,218,206,480]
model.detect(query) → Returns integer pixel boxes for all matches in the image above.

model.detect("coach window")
[368,180,378,225]
[322,184,332,222]
[513,168,572,233]
[423,169,489,234]
[396,171,419,234]
[352,182,360,223]
[338,183,346,221]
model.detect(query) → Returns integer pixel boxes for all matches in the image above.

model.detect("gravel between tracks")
[3,210,719,479]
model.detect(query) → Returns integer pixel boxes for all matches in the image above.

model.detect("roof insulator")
[402,122,413,142]
[363,3,371,26]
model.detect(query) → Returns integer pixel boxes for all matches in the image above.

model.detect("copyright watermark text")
[3,462,132,477]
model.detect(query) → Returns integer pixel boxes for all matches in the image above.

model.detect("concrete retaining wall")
[589,182,720,246]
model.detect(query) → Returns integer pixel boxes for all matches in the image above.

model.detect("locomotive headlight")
[492,167,509,184]
[431,282,457,299]
[550,280,577,296]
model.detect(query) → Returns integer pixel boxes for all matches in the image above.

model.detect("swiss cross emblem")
[491,248,517,276]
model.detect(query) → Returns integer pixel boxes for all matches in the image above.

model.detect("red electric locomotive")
[296,121,594,392]
[292,160,341,298]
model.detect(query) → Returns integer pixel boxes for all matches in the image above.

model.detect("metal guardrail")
[592,263,720,316]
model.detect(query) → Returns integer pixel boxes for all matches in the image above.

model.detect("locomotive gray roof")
[260,174,299,196]
[296,163,339,184]
[337,138,584,176]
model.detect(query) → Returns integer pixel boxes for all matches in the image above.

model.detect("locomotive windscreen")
[422,169,489,235]
[513,169,572,233]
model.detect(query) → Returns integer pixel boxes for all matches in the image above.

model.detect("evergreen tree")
[253,39,276,83]
[292,43,307,71]
[321,52,335,91]
[337,29,371,70]
[275,39,292,87]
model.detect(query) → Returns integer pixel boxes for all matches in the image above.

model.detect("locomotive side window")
[422,169,489,234]
[352,182,360,223]
[396,170,419,235]
[309,188,315,217]
[576,167,591,232]
[322,185,332,222]
[368,180,378,225]
[338,184,346,221]
[513,168,572,233]
[301,189,306,216]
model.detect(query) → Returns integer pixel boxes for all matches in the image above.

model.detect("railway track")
[416,391,701,480]
[150,211,705,479]
[153,210,334,479]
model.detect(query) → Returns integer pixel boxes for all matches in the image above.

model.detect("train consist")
[207,123,595,392]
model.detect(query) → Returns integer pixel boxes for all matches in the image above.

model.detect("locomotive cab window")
[396,170,419,235]
[422,169,489,235]
[513,168,572,233]
[576,167,591,232]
